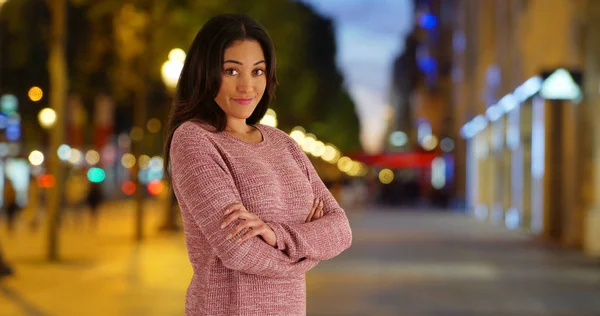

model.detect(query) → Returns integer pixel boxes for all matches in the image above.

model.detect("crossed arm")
[170,130,352,278]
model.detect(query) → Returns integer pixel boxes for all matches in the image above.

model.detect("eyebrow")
[223,60,266,66]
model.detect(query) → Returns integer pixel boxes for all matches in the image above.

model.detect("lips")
[232,98,254,105]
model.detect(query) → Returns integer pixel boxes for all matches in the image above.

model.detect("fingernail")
[221,223,226,229]
[226,233,232,240]
[224,209,231,215]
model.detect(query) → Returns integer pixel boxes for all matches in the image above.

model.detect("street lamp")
[159,48,185,232]
[161,48,186,90]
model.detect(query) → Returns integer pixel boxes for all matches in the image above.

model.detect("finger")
[318,200,324,217]
[227,219,260,239]
[314,200,324,220]
[237,227,264,244]
[305,200,317,223]
[224,202,244,215]
[222,209,254,228]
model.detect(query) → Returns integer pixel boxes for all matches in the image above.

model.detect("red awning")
[348,152,437,169]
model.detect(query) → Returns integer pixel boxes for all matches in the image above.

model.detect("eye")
[254,69,265,76]
[224,68,238,76]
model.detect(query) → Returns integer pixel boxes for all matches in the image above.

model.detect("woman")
[164,14,352,316]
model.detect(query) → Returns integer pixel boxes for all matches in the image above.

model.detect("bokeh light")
[130,127,144,141]
[337,156,353,173]
[37,174,56,189]
[28,150,44,166]
[322,144,341,164]
[68,149,83,165]
[379,169,394,184]
[138,155,150,169]
[28,86,43,102]
[38,108,57,128]
[147,118,162,133]
[121,153,136,169]
[290,127,306,144]
[147,180,164,195]
[57,144,72,161]
[85,150,100,165]
[87,167,106,183]
[122,180,136,196]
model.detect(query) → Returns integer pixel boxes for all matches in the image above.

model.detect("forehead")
[223,40,265,62]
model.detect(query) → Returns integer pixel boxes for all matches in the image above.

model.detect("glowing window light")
[431,157,446,189]
[505,207,520,230]
[378,169,394,184]
[540,68,581,101]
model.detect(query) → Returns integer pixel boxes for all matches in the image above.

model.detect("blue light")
[417,56,437,73]
[0,114,7,129]
[6,124,20,141]
[419,13,438,29]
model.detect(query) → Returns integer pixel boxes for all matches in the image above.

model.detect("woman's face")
[214,40,267,122]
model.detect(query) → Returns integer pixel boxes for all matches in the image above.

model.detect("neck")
[225,118,252,134]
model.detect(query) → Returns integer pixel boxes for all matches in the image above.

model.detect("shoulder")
[171,121,218,154]
[173,120,213,140]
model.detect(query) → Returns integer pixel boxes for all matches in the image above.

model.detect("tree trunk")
[47,0,68,261]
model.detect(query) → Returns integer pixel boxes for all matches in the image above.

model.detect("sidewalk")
[1,199,191,316]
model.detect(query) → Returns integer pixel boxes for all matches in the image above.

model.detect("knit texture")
[170,121,353,316]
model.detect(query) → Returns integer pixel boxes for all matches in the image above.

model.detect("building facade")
[453,0,600,256]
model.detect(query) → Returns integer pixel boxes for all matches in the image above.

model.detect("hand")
[305,198,324,223]
[221,203,277,247]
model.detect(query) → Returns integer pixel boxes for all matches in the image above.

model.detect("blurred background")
[2,0,600,315]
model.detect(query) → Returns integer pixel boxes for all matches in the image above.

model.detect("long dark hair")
[163,13,278,174]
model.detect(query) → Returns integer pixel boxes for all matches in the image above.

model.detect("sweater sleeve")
[266,138,353,262]
[170,125,318,278]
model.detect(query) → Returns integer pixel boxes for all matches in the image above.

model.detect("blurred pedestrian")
[3,179,20,232]
[0,242,13,278]
[164,14,352,315]
[86,182,103,226]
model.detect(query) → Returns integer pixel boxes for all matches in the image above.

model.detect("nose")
[236,73,253,93]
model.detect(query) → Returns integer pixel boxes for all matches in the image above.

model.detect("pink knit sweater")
[170,121,353,316]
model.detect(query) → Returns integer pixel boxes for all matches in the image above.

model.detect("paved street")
[1,202,600,315]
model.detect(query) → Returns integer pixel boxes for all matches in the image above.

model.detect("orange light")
[121,180,136,196]
[37,174,56,188]
[147,180,164,195]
